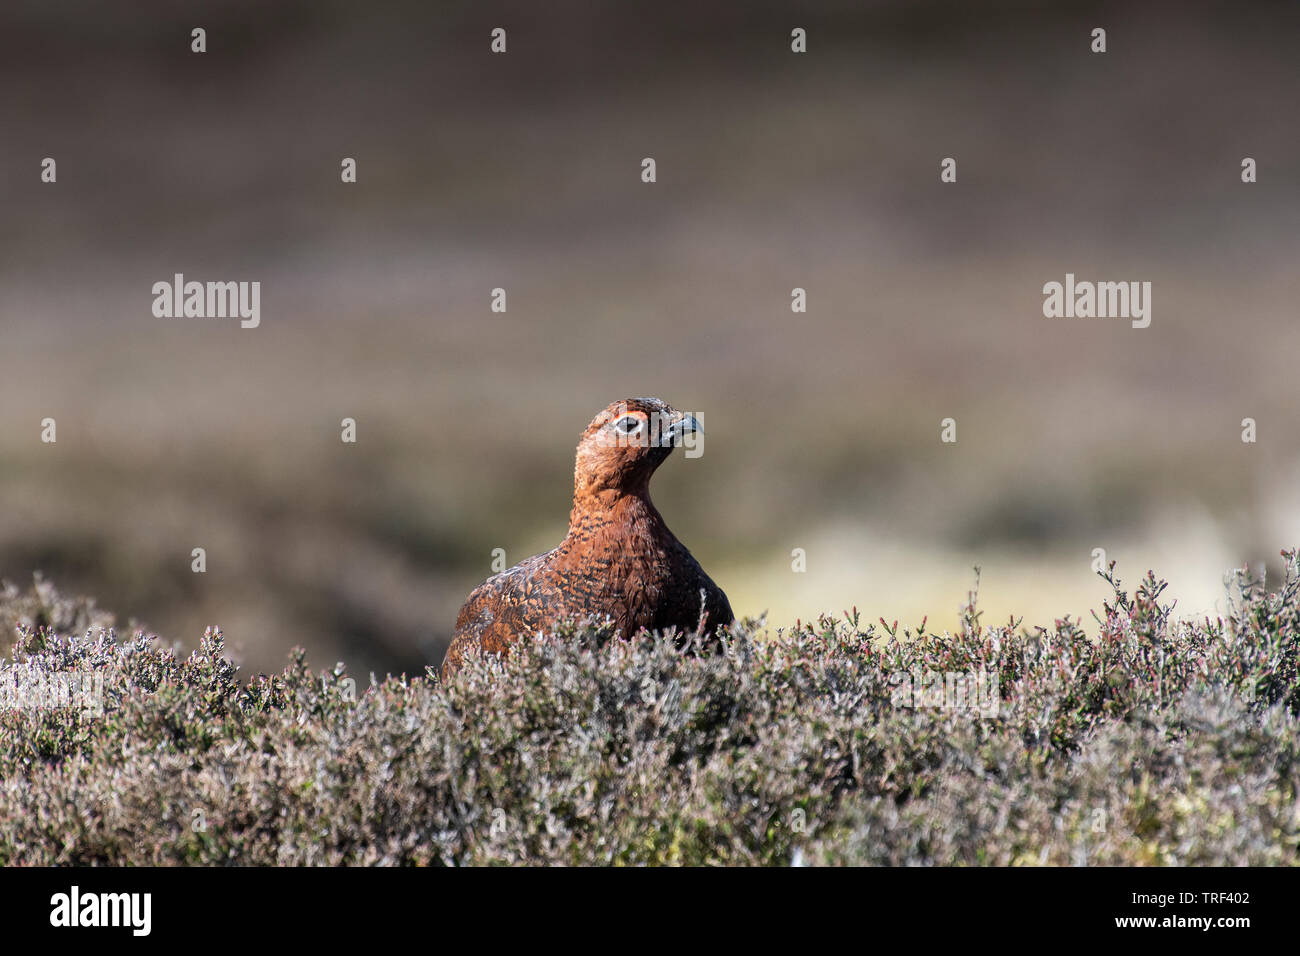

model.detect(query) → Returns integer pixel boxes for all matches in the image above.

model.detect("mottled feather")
[441,398,732,677]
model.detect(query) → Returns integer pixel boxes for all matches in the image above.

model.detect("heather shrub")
[1,556,1298,866]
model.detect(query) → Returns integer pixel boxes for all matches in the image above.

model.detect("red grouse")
[441,398,732,677]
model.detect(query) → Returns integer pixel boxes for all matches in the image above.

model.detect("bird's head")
[573,397,703,499]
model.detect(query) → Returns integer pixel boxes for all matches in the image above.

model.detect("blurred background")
[1,0,1298,676]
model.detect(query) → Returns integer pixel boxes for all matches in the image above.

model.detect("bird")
[441,397,733,678]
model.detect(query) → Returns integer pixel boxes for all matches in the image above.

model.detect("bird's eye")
[613,415,642,434]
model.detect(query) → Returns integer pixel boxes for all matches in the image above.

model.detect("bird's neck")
[566,489,669,544]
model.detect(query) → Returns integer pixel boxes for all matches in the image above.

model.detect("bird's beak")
[664,414,703,447]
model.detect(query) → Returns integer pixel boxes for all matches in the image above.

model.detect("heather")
[1,558,1297,866]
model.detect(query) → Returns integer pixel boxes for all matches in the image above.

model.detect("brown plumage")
[441,397,733,678]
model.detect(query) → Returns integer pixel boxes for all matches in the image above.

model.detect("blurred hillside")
[1,0,1298,675]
